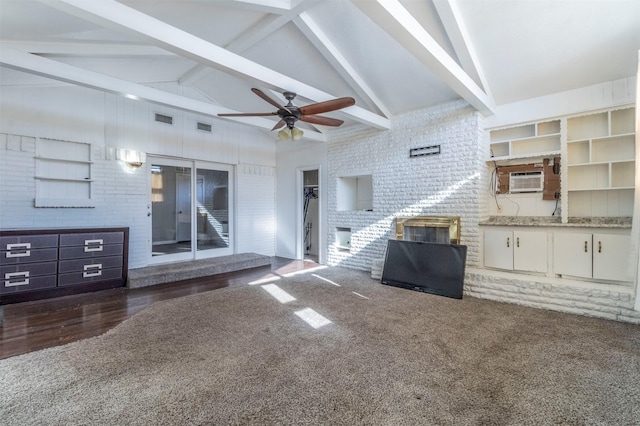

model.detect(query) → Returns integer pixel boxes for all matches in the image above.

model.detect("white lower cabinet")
[553,232,631,282]
[484,230,547,273]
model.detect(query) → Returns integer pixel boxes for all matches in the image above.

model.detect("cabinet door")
[593,234,631,282]
[484,230,513,270]
[553,233,592,279]
[514,231,547,273]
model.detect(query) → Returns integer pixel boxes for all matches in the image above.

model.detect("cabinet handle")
[584,241,588,253]
[598,241,602,253]
[4,271,30,287]
[517,237,520,248]
[84,239,104,252]
[83,263,103,278]
[507,237,510,248]
[6,243,31,258]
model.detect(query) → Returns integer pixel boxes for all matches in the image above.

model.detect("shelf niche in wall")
[335,227,351,251]
[337,174,373,211]
[35,138,95,208]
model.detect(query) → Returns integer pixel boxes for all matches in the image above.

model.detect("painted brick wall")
[1,84,277,269]
[326,100,484,271]
[0,133,150,267]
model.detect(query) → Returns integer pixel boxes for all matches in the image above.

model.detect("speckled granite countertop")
[479,216,632,228]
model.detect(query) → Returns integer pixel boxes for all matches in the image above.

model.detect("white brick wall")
[0,134,150,267]
[465,268,640,324]
[326,100,484,271]
[1,83,277,270]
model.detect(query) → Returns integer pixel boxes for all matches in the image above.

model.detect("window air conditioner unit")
[509,171,543,193]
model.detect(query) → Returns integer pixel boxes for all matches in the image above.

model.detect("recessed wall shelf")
[337,175,373,211]
[34,138,94,208]
[335,227,351,251]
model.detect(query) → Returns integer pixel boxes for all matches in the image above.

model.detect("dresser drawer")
[58,267,123,287]
[59,232,124,247]
[0,247,58,265]
[1,265,57,294]
[59,243,123,260]
[0,235,59,265]
[1,262,58,277]
[58,256,123,274]
[0,234,59,250]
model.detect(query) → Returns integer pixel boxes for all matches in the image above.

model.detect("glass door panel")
[195,163,233,258]
[149,158,233,263]
[196,169,229,251]
[150,161,193,263]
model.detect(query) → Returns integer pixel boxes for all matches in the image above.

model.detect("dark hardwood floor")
[0,257,319,360]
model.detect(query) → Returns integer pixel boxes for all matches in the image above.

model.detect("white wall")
[275,142,328,262]
[326,100,484,272]
[485,77,636,129]
[0,83,277,268]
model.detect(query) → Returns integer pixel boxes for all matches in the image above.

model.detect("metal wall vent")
[197,122,212,132]
[155,113,173,124]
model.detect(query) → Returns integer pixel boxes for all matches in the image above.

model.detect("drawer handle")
[598,241,602,253]
[83,263,103,278]
[506,237,510,248]
[84,239,104,252]
[4,271,30,287]
[516,237,520,248]
[584,241,588,253]
[6,243,31,258]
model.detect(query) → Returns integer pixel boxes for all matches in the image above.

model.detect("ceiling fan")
[218,88,355,141]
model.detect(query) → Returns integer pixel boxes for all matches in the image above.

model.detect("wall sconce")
[114,148,146,170]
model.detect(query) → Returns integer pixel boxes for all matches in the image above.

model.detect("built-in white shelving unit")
[489,119,561,161]
[487,106,636,219]
[566,107,635,217]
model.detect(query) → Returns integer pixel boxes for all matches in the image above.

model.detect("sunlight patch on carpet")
[311,274,341,287]
[261,284,296,303]
[281,265,328,278]
[295,308,332,329]
[249,275,281,286]
[352,292,369,299]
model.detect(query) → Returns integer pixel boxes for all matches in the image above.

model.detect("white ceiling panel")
[0,0,637,140]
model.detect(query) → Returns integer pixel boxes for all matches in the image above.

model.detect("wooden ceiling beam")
[294,12,391,118]
[41,0,390,129]
[355,0,495,116]
[180,0,320,86]
[433,0,494,105]
[0,46,327,142]
[0,41,173,56]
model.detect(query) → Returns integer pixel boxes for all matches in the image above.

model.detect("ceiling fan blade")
[272,120,285,130]
[300,115,344,127]
[251,88,291,113]
[217,112,277,117]
[300,97,355,116]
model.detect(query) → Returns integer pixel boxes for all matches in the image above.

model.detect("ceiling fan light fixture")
[278,127,291,140]
[291,127,304,141]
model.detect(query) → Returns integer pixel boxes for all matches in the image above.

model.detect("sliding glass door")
[150,158,233,264]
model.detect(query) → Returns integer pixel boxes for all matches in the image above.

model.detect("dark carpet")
[1,266,639,425]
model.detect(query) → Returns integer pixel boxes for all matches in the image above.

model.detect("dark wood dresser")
[0,227,129,306]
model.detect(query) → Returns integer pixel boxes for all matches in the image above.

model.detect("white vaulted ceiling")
[0,0,638,141]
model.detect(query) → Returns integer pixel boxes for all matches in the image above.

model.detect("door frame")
[148,156,235,264]
[296,166,324,263]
